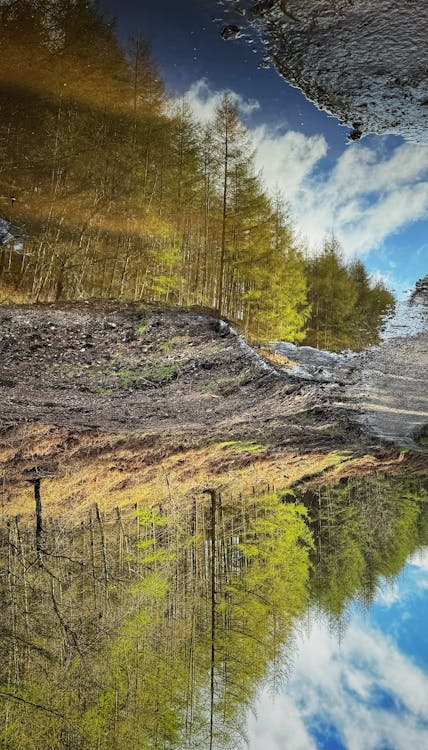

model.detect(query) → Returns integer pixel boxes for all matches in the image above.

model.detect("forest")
[1,473,427,749]
[0,0,394,349]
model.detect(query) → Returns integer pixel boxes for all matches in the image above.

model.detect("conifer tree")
[0,2,393,346]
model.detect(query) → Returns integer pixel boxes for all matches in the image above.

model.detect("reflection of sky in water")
[247,548,428,750]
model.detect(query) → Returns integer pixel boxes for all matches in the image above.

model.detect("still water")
[248,550,428,749]
[1,474,427,749]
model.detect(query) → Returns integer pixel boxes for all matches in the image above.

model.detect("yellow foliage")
[1,425,352,525]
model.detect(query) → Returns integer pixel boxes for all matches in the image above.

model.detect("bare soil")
[0,301,357,452]
[2,302,427,523]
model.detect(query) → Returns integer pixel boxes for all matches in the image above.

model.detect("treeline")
[0,0,393,347]
[1,474,427,748]
[304,237,395,350]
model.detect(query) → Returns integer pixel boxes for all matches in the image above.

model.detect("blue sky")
[247,550,428,749]
[100,0,428,297]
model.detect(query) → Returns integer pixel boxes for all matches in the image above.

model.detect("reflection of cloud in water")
[408,547,428,571]
[376,581,400,607]
[247,565,428,750]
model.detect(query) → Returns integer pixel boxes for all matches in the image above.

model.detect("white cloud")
[286,147,428,258]
[252,127,328,201]
[248,693,316,750]
[327,143,428,198]
[181,80,428,260]
[183,78,260,124]
[248,612,428,750]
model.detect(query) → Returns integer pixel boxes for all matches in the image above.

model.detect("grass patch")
[96,386,113,395]
[115,370,144,389]
[217,440,266,454]
[144,363,180,383]
[112,365,180,388]
[2,427,364,524]
[201,370,252,396]
[156,335,190,353]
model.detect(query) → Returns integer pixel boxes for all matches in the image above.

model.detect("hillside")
[0,301,346,449]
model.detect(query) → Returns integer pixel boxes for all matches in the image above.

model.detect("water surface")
[248,548,428,749]
[1,472,427,749]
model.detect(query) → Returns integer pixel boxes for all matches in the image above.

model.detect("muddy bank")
[1,297,427,455]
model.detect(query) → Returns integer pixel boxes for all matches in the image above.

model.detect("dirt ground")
[1,301,426,521]
[0,301,358,451]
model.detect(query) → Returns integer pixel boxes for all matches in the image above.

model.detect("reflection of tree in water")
[100,490,311,750]
[304,476,428,622]
[0,474,427,748]
[0,486,311,749]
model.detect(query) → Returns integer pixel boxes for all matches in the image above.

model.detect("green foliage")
[130,571,170,599]
[146,245,181,300]
[304,236,395,351]
[136,507,168,526]
[217,440,266,453]
[143,363,180,383]
[156,335,189,353]
[115,369,144,389]
[0,4,390,346]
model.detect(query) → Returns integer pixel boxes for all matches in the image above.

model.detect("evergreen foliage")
[304,236,395,350]
[0,0,393,347]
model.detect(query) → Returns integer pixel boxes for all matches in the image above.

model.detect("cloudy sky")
[100,0,428,296]
[247,550,428,749]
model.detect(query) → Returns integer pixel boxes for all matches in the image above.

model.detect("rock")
[348,127,362,142]
[221,24,242,40]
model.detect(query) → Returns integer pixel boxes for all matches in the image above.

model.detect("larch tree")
[213,94,251,314]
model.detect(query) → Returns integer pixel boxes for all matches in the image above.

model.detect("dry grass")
[257,347,295,369]
[2,424,425,529]
[0,281,32,305]
[1,424,351,524]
